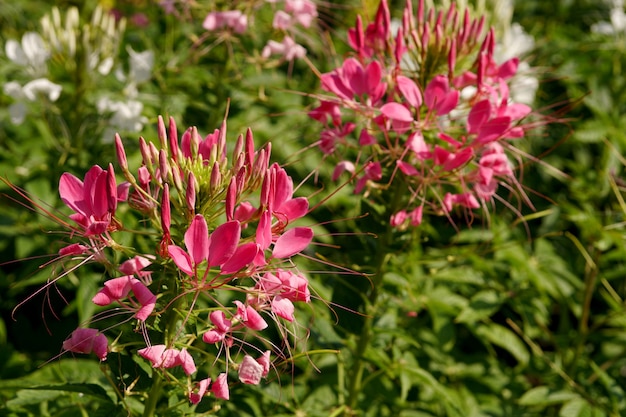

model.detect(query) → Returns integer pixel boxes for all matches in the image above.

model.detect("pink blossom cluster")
[56,115,314,405]
[201,1,317,61]
[309,0,536,228]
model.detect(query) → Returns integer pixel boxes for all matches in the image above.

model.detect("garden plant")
[1,1,626,417]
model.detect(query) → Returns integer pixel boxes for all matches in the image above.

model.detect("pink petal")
[365,60,383,97]
[467,100,492,134]
[256,211,272,251]
[202,330,224,344]
[177,348,197,375]
[90,170,110,218]
[476,117,511,144]
[185,215,209,266]
[332,161,355,181]
[280,270,310,302]
[131,281,156,321]
[59,173,86,214]
[498,57,519,80]
[396,75,422,108]
[63,328,108,361]
[397,160,419,176]
[211,373,230,400]
[359,129,377,146]
[221,242,258,274]
[92,289,114,306]
[209,310,232,333]
[238,355,264,385]
[380,102,413,122]
[257,351,271,377]
[208,221,241,267]
[168,245,194,276]
[138,345,167,367]
[189,378,211,404]
[271,296,295,321]
[272,227,313,259]
[277,197,308,221]
[407,131,431,159]
[103,276,137,299]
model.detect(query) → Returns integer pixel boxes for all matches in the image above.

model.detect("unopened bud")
[186,172,196,215]
[139,137,153,172]
[245,128,255,168]
[159,149,170,183]
[161,183,171,233]
[157,115,168,153]
[169,116,179,161]
[225,178,237,221]
[210,161,221,191]
[115,133,128,172]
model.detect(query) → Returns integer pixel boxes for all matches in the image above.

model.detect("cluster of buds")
[309,0,538,228]
[55,114,314,405]
[201,0,317,61]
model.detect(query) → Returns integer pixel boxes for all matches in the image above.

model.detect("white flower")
[3,78,62,124]
[592,1,626,35]
[22,78,62,101]
[97,96,148,141]
[127,46,154,84]
[5,32,50,74]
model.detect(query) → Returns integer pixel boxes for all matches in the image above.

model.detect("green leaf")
[455,290,504,324]
[475,323,529,366]
[559,398,594,417]
[7,383,112,402]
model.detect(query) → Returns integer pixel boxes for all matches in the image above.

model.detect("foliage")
[1,0,626,416]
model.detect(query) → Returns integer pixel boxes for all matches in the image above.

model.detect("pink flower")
[261,37,307,61]
[92,276,156,321]
[138,344,197,375]
[321,58,386,103]
[202,310,232,344]
[189,378,211,404]
[63,328,108,361]
[238,355,264,385]
[168,215,242,277]
[203,10,247,34]
[234,300,268,330]
[59,164,126,236]
[424,75,459,116]
[211,373,229,400]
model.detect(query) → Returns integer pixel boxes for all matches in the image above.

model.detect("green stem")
[142,276,184,417]
[345,183,405,413]
[142,371,163,417]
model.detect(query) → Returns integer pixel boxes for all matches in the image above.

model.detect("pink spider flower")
[167,214,254,279]
[251,269,311,321]
[189,377,211,404]
[234,300,268,331]
[202,310,233,344]
[59,164,128,236]
[212,373,229,400]
[261,36,307,61]
[119,255,153,284]
[92,275,156,321]
[63,328,108,361]
[138,344,197,375]
[238,351,271,385]
[321,58,386,104]
[348,0,390,58]
[202,10,248,34]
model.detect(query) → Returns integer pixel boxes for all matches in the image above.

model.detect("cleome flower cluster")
[309,0,539,228]
[54,115,314,405]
